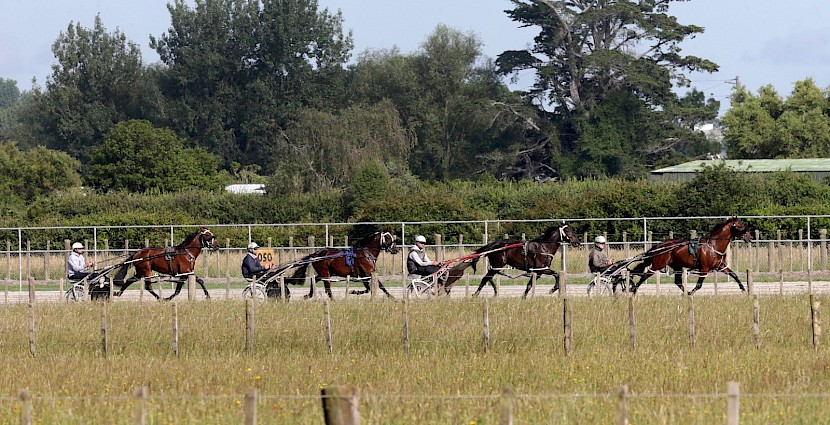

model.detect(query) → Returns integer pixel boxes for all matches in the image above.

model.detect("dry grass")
[0,296,828,423]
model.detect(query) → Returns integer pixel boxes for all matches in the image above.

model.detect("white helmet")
[414,235,427,244]
[72,242,84,250]
[247,242,259,250]
[594,236,606,244]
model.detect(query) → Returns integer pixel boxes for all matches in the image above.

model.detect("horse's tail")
[284,252,320,285]
[470,240,505,272]
[112,253,135,285]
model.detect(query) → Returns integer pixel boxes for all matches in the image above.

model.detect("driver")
[407,235,443,278]
[67,242,94,281]
[588,235,613,273]
[241,242,272,280]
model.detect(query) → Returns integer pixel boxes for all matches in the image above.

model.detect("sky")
[2,0,829,116]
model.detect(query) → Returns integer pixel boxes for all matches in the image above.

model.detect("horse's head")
[559,222,581,248]
[379,231,399,254]
[198,227,219,251]
[728,218,752,243]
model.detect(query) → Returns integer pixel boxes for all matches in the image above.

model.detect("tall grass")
[0,296,827,423]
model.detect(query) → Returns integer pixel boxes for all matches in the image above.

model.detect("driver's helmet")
[72,242,84,250]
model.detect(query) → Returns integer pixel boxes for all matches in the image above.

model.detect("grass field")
[0,295,828,424]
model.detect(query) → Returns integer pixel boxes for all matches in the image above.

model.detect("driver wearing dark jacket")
[241,242,271,280]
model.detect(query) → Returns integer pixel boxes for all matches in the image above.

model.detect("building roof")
[652,159,830,174]
[224,184,266,194]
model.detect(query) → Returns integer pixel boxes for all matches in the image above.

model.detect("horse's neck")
[537,237,561,253]
[356,237,381,258]
[705,228,732,251]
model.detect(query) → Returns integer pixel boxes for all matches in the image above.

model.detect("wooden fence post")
[617,385,629,425]
[244,387,258,425]
[246,299,255,355]
[133,386,148,425]
[529,272,537,299]
[559,271,567,297]
[628,296,636,351]
[187,274,195,301]
[727,381,740,425]
[172,302,179,357]
[279,276,287,303]
[324,300,333,354]
[483,299,490,354]
[563,297,572,354]
[20,389,32,425]
[43,240,49,282]
[499,386,514,425]
[225,238,231,300]
[779,270,784,296]
[28,277,35,305]
[321,385,360,425]
[808,269,813,295]
[821,229,827,270]
[101,302,108,357]
[28,304,36,358]
[753,295,760,349]
[688,294,696,349]
[746,269,753,296]
[811,294,821,350]
[402,297,409,351]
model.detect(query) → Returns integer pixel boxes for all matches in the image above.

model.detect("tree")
[85,120,222,192]
[497,0,719,177]
[0,142,81,201]
[13,16,159,160]
[348,25,558,181]
[0,78,20,136]
[151,0,353,170]
[723,78,830,158]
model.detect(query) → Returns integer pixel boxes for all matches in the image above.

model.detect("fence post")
[499,386,514,425]
[244,387,258,425]
[688,294,696,349]
[811,294,821,350]
[529,272,537,299]
[483,299,490,354]
[753,295,760,349]
[559,271,567,297]
[28,304,36,358]
[616,384,629,425]
[563,297,572,354]
[20,389,32,425]
[43,240,49,282]
[321,385,360,425]
[28,277,35,305]
[435,234,443,262]
[324,300,333,354]
[628,296,636,351]
[101,302,108,357]
[779,270,784,296]
[187,274,196,301]
[279,276,287,303]
[727,381,740,425]
[808,269,813,295]
[172,302,179,357]
[821,229,827,270]
[746,269,753,296]
[225,238,231,299]
[344,275,350,300]
[245,299,255,355]
[622,231,629,260]
[133,386,148,425]
[402,297,409,351]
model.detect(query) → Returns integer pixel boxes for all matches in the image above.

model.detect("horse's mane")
[175,230,202,248]
[352,232,380,248]
[707,217,737,237]
[532,226,560,242]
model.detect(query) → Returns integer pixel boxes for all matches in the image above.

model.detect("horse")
[628,217,752,295]
[469,223,581,297]
[283,231,399,299]
[112,227,219,300]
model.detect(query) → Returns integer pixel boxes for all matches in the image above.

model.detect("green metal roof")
[652,159,830,174]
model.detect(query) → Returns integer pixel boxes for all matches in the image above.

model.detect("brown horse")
[284,231,399,299]
[112,227,219,300]
[628,217,752,295]
[470,223,581,297]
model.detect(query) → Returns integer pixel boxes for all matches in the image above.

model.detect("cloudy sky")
[2,0,828,115]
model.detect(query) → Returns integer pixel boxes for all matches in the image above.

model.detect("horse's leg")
[115,276,139,296]
[689,274,707,296]
[143,279,161,300]
[720,267,745,291]
[304,277,320,299]
[376,279,394,299]
[629,264,654,295]
[165,279,186,301]
[673,269,685,293]
[473,270,497,297]
[197,277,211,299]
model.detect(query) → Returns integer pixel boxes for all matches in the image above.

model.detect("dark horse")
[470,223,581,297]
[628,217,752,295]
[284,231,399,299]
[112,227,219,300]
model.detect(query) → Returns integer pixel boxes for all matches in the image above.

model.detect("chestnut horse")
[112,227,219,300]
[628,217,752,295]
[470,223,581,297]
[284,231,399,299]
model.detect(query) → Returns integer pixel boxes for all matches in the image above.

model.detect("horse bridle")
[199,229,216,249]
[379,231,396,252]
